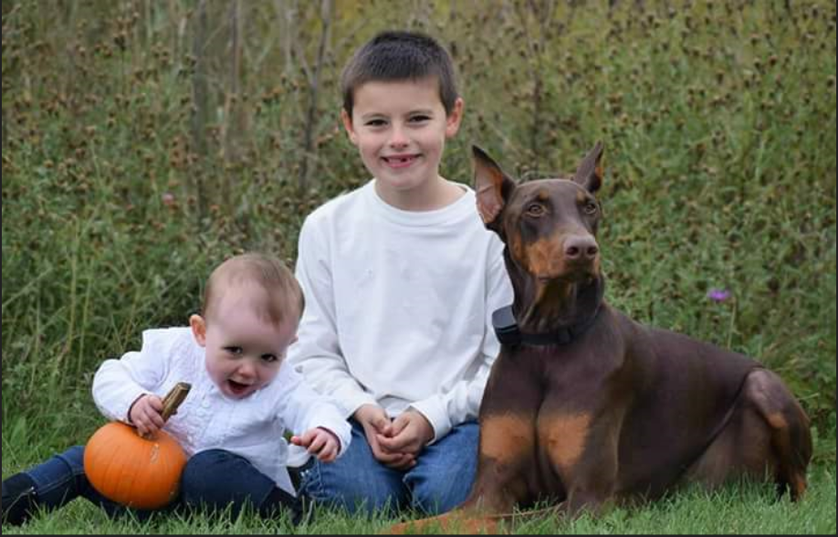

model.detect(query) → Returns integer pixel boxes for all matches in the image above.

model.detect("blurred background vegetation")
[2,0,835,467]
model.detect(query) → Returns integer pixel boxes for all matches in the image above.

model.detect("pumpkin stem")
[161,382,192,421]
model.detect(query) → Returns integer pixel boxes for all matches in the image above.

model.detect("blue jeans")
[299,419,478,517]
[23,446,298,521]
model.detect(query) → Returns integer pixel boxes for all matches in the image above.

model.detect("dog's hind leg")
[743,368,813,501]
[685,369,812,501]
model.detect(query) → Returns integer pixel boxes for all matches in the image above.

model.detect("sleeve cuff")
[320,421,352,458]
[335,389,379,420]
[410,397,452,444]
[302,405,353,458]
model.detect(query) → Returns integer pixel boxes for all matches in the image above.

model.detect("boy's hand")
[290,427,341,462]
[376,409,434,462]
[353,404,415,469]
[128,394,166,437]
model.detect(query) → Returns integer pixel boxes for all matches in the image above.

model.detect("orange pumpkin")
[84,383,191,510]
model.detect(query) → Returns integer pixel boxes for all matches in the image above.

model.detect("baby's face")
[194,286,298,399]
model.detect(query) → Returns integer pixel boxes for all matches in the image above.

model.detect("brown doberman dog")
[391,143,812,534]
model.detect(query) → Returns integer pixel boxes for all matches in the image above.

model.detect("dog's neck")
[506,252,605,335]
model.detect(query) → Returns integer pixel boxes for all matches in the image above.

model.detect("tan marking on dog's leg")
[792,473,808,497]
[744,369,813,501]
[480,414,536,462]
[766,412,787,430]
[538,413,592,469]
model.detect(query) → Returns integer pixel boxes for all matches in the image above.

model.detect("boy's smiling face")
[342,76,463,210]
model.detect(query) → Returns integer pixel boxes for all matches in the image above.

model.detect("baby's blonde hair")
[201,253,303,326]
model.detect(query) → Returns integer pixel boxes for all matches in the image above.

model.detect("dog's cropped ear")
[473,145,515,228]
[573,141,604,193]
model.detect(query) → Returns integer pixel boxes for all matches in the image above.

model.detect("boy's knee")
[408,461,476,515]
[301,463,401,517]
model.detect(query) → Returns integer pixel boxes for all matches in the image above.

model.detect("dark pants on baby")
[19,445,300,522]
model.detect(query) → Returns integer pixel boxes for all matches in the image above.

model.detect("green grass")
[2,0,836,533]
[2,415,835,534]
[1,457,835,534]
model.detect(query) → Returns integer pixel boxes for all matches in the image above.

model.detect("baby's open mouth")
[227,379,251,395]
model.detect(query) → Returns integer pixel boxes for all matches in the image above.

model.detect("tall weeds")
[2,0,835,449]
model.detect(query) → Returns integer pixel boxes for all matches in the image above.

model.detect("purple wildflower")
[707,288,731,302]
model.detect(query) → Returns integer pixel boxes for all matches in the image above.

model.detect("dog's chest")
[512,342,619,393]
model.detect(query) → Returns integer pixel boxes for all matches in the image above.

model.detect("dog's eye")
[525,203,545,218]
[583,202,598,215]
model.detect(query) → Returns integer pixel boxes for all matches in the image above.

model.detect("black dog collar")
[492,304,601,347]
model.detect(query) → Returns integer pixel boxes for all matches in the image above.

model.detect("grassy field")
[2,413,837,535]
[0,451,835,534]
[2,0,836,533]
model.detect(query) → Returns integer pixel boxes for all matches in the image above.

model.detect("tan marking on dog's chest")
[538,413,592,469]
[480,414,536,463]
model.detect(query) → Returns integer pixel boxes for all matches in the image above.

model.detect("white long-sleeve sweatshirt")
[92,327,352,495]
[287,180,514,441]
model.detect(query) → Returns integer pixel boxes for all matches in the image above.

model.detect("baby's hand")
[290,427,340,462]
[128,394,165,437]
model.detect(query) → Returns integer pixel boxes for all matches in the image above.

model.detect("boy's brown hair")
[202,253,303,326]
[340,30,458,118]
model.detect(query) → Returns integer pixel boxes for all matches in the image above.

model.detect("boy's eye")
[261,354,279,363]
[365,119,387,127]
[409,115,431,123]
[224,346,243,355]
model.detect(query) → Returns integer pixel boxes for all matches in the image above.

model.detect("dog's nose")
[564,236,599,260]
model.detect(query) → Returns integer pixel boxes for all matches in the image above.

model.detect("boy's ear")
[445,97,465,138]
[340,109,359,146]
[189,314,207,347]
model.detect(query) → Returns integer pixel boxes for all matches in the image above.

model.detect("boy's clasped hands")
[354,404,434,469]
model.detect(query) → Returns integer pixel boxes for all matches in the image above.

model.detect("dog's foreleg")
[539,407,621,518]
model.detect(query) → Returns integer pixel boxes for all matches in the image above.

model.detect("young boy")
[287,31,514,516]
[2,253,351,526]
